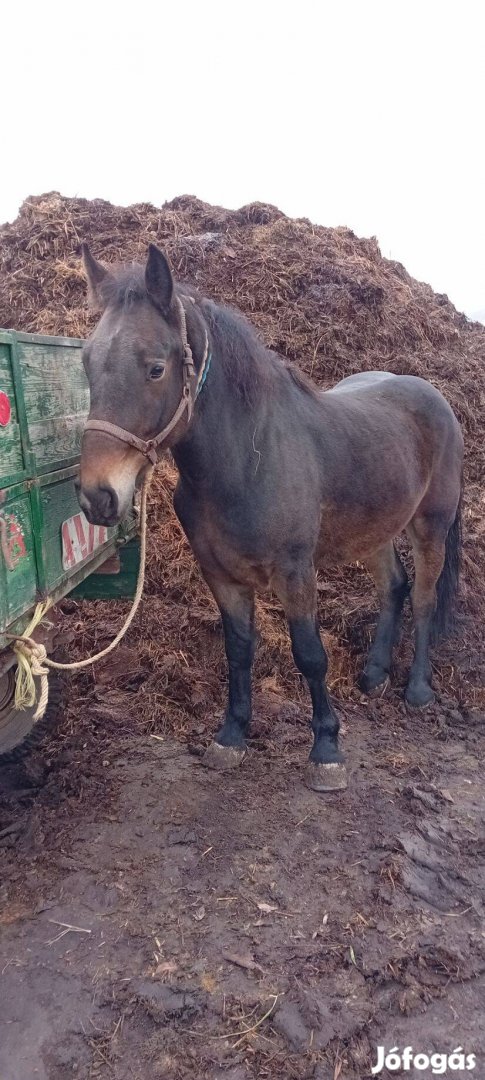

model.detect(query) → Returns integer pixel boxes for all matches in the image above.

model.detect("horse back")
[327,371,462,447]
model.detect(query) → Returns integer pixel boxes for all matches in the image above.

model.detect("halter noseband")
[84,296,210,465]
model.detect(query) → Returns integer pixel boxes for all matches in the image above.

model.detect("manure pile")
[1,192,483,734]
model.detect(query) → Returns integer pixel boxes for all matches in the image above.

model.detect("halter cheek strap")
[84,296,210,465]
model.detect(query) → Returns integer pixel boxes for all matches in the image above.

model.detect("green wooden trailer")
[0,329,139,754]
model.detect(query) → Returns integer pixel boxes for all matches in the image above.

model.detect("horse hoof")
[359,669,390,697]
[306,762,348,793]
[405,684,435,708]
[203,741,246,770]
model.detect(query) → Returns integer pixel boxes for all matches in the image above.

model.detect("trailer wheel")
[0,664,63,759]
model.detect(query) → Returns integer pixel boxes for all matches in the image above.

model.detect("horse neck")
[172,342,265,488]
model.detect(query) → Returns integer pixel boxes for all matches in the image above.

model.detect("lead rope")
[10,467,154,722]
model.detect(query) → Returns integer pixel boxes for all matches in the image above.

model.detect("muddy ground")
[1,649,484,1080]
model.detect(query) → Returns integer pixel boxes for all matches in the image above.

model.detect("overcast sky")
[2,0,484,318]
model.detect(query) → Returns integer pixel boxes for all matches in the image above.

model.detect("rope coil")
[9,468,154,722]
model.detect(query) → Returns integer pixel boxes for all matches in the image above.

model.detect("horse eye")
[149,363,166,380]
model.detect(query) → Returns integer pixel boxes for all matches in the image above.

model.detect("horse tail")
[433,487,463,639]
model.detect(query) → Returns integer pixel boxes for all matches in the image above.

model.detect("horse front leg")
[202,574,256,769]
[273,561,347,792]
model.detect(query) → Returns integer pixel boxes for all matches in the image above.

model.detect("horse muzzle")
[75,478,120,527]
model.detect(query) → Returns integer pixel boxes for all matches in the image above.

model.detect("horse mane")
[199,299,273,405]
[199,299,320,406]
[285,363,320,398]
[99,263,319,407]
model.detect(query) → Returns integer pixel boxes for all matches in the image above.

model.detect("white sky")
[3,0,484,317]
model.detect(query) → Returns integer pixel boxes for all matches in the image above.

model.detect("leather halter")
[84,296,209,465]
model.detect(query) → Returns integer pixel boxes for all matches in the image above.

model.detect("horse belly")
[316,487,424,565]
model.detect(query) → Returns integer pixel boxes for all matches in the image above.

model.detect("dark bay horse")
[77,244,464,791]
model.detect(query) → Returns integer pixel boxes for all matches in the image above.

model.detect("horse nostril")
[98,485,118,520]
[77,486,92,515]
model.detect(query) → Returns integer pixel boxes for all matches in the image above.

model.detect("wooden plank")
[15,332,84,347]
[28,414,87,467]
[16,340,89,472]
[0,489,37,632]
[0,343,26,484]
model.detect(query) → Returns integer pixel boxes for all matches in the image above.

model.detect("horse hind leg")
[360,543,409,694]
[405,515,448,707]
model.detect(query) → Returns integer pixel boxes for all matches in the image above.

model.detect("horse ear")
[81,244,109,310]
[145,244,174,316]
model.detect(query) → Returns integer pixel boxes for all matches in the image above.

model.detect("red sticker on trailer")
[0,392,11,426]
[0,511,27,570]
